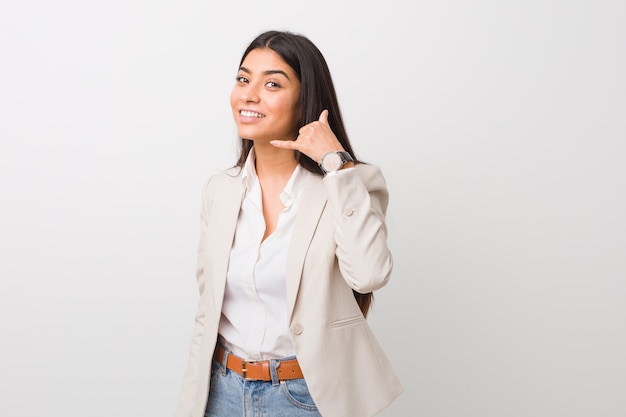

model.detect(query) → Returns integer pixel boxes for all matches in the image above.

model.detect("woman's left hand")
[270,109,345,163]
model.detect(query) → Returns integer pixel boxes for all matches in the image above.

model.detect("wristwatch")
[319,150,354,174]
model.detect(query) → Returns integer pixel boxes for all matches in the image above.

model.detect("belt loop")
[219,345,228,376]
[222,353,229,376]
[269,359,280,386]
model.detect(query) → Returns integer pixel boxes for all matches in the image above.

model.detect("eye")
[235,76,248,83]
[266,81,281,88]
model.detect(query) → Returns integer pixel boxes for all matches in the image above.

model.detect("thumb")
[318,109,329,124]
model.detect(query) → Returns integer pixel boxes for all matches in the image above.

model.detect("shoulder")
[203,166,242,190]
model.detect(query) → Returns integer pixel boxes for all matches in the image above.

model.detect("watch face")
[322,152,342,172]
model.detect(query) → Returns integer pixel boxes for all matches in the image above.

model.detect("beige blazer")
[175,163,403,417]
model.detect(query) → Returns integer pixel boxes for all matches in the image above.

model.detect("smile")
[240,110,265,118]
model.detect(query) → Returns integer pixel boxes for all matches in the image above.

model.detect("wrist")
[319,150,354,174]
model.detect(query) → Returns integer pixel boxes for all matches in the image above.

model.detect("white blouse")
[218,151,305,360]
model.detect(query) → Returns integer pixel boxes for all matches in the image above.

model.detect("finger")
[318,109,329,124]
[270,139,298,150]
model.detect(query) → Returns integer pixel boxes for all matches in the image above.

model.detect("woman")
[175,30,403,417]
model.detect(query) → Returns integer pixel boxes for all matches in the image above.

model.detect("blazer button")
[344,208,355,216]
[292,323,303,335]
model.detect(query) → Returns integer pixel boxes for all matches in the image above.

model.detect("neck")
[253,142,298,181]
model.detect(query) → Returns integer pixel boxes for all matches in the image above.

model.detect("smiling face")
[230,48,301,143]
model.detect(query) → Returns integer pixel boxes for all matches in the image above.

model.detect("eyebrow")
[239,66,291,80]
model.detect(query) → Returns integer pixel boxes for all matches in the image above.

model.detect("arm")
[324,164,393,293]
[269,110,393,292]
[174,178,212,417]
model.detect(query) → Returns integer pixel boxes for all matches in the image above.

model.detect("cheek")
[229,91,239,119]
[288,100,301,128]
[229,90,237,109]
[277,96,300,123]
[288,92,301,125]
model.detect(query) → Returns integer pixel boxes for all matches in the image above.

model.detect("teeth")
[240,110,264,118]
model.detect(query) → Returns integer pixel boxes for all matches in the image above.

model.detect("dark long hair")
[234,30,373,317]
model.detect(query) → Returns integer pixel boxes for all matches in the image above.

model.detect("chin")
[237,128,273,142]
[236,126,256,139]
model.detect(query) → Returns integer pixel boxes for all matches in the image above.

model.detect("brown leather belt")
[213,344,304,381]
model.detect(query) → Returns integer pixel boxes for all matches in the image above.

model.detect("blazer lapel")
[285,172,327,319]
[208,172,245,314]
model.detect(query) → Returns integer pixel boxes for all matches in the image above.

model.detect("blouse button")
[344,208,355,216]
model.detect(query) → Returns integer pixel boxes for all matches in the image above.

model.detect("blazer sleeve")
[322,163,393,293]
[174,178,212,417]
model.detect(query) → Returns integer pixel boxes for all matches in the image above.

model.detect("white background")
[1,1,625,416]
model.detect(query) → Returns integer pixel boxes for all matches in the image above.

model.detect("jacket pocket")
[331,315,364,328]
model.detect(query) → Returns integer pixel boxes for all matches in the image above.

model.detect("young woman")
[175,30,403,417]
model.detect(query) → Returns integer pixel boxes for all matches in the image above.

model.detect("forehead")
[240,48,295,76]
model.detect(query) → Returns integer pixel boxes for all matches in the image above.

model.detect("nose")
[241,84,260,103]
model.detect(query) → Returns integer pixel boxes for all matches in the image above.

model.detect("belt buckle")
[241,360,256,381]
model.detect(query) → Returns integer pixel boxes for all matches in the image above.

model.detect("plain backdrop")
[1,1,625,416]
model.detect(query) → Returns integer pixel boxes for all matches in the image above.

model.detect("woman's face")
[230,48,301,143]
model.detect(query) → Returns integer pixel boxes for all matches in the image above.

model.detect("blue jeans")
[205,358,322,417]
